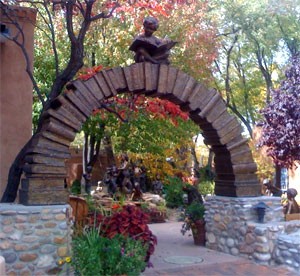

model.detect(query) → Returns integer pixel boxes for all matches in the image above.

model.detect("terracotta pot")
[191,220,206,246]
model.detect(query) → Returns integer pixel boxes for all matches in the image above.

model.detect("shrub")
[198,180,215,196]
[164,176,185,208]
[72,229,147,276]
[87,205,157,264]
[70,179,81,195]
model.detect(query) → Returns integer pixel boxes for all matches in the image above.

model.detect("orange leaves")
[116,0,173,18]
[77,65,104,81]
[144,98,189,122]
[111,203,121,210]
[90,94,189,125]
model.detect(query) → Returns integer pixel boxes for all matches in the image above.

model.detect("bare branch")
[65,0,76,43]
[100,103,128,123]
[43,0,60,76]
[90,1,120,21]
[1,3,46,107]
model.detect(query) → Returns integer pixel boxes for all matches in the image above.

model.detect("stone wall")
[0,204,72,275]
[205,196,300,271]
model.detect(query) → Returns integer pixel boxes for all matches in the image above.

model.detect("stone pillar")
[0,6,36,199]
[0,204,72,275]
[204,196,300,270]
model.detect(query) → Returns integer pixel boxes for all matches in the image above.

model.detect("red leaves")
[116,0,174,18]
[144,98,189,122]
[88,205,157,262]
[77,65,104,81]
[91,94,189,126]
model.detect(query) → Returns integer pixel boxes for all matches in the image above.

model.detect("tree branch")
[1,3,46,107]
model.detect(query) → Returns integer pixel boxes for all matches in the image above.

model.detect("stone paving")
[142,221,300,276]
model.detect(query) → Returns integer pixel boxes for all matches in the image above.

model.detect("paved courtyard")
[142,221,299,276]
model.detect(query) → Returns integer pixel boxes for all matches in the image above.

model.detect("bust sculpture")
[129,17,177,64]
[283,188,300,215]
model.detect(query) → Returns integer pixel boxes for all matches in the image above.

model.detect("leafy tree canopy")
[259,54,300,168]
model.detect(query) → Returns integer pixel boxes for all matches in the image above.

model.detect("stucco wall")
[0,6,36,198]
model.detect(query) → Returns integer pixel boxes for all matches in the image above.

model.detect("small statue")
[131,182,143,201]
[104,167,118,196]
[120,170,133,197]
[81,166,92,195]
[182,184,204,205]
[139,166,147,192]
[129,17,177,64]
[152,174,163,195]
[263,179,282,197]
[283,188,300,215]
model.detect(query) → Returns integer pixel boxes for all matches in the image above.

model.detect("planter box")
[191,220,206,245]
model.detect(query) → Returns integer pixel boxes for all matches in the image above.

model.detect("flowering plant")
[87,204,157,265]
[72,229,148,276]
[181,201,205,235]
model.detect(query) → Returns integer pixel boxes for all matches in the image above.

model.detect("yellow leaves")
[127,145,191,181]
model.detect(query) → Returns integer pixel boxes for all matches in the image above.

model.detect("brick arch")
[20,62,260,205]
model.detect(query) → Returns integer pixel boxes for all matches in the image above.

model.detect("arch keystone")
[145,62,159,93]
[124,63,145,92]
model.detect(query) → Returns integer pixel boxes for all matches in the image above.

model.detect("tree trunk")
[103,135,115,166]
[1,135,36,202]
[275,164,282,189]
[190,144,200,178]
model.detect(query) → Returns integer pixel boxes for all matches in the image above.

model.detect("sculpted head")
[143,17,159,36]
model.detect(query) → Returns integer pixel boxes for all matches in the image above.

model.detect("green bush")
[72,229,147,276]
[70,179,81,195]
[197,166,215,196]
[185,201,205,222]
[198,180,215,196]
[163,176,185,208]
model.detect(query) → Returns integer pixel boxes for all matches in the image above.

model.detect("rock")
[230,247,239,255]
[255,243,270,253]
[253,252,271,262]
[207,233,216,243]
[226,238,235,247]
[36,255,54,268]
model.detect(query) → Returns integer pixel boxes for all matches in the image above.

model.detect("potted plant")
[181,201,206,245]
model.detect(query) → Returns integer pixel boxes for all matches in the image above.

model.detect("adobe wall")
[65,148,115,188]
[0,6,36,198]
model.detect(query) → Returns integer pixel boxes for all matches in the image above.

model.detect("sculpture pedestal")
[19,178,68,205]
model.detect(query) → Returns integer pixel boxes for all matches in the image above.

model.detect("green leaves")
[72,231,147,276]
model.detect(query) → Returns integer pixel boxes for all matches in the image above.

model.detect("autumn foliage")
[91,93,189,125]
[259,54,300,168]
[88,205,157,263]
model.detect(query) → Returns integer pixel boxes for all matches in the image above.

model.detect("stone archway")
[19,62,260,205]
